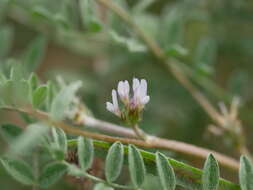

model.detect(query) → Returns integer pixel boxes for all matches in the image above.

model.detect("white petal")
[140,79,147,97]
[140,96,150,105]
[117,81,124,97]
[112,89,119,108]
[124,80,130,97]
[106,102,114,112]
[133,78,140,92]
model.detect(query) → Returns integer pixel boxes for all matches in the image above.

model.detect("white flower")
[117,80,130,104]
[132,78,150,108]
[106,89,121,116]
[106,78,150,117]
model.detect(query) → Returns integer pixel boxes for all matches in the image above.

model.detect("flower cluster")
[106,78,150,123]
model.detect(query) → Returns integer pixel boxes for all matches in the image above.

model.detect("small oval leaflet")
[239,156,253,190]
[128,144,146,188]
[105,141,124,182]
[156,152,176,190]
[39,162,67,188]
[202,154,220,190]
[0,157,34,185]
[77,136,94,170]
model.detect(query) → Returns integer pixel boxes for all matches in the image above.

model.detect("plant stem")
[132,124,147,141]
[2,106,239,171]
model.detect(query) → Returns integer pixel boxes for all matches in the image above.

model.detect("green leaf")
[202,154,220,190]
[0,80,30,107]
[105,142,124,182]
[29,73,39,93]
[51,128,67,160]
[79,0,102,32]
[23,36,47,73]
[32,85,48,108]
[8,123,49,156]
[50,81,82,121]
[239,156,253,190]
[94,183,114,190]
[110,31,147,52]
[66,163,85,177]
[128,145,146,188]
[156,152,176,190]
[165,44,188,57]
[0,157,34,185]
[77,136,94,170]
[0,25,13,58]
[39,162,67,188]
[0,124,22,143]
[162,7,183,46]
[194,38,217,67]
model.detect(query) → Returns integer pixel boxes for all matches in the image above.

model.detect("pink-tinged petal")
[106,102,114,112]
[140,96,150,105]
[112,89,119,108]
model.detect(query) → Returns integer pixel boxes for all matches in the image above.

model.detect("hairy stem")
[2,106,239,171]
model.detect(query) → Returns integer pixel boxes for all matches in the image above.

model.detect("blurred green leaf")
[0,25,13,58]
[110,31,147,52]
[105,142,124,182]
[77,136,94,170]
[79,0,102,32]
[29,73,39,92]
[93,183,114,190]
[51,128,67,160]
[0,124,22,143]
[23,36,47,73]
[50,81,82,120]
[0,157,34,185]
[0,80,30,106]
[165,44,188,57]
[128,144,146,188]
[202,154,220,190]
[132,0,154,13]
[162,7,183,46]
[66,163,85,177]
[8,123,49,156]
[39,162,67,188]
[32,85,48,108]
[239,156,253,190]
[156,152,176,190]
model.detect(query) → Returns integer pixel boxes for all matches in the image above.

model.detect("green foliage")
[51,128,68,160]
[23,36,47,73]
[32,85,48,108]
[105,142,124,183]
[77,136,94,170]
[128,144,146,188]
[0,124,22,142]
[155,152,176,190]
[50,81,82,121]
[0,26,13,58]
[7,123,49,156]
[239,156,253,190]
[94,183,114,190]
[0,157,35,185]
[38,162,67,188]
[79,0,102,32]
[1,0,253,188]
[202,154,220,190]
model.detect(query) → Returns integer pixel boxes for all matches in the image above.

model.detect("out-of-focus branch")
[3,106,239,171]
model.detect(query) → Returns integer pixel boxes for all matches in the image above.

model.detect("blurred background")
[0,0,253,189]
